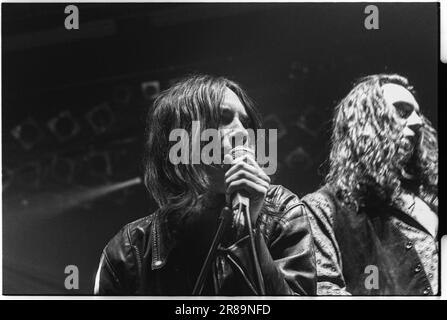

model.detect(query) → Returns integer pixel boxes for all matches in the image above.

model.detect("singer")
[302,74,438,295]
[94,74,316,295]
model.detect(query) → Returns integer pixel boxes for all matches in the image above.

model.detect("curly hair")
[326,74,438,212]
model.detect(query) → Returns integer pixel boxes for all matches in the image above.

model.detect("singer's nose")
[234,116,251,143]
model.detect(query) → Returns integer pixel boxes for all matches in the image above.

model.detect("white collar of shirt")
[398,192,438,238]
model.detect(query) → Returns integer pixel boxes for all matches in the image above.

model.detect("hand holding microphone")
[222,141,269,295]
[223,144,271,228]
[192,144,269,295]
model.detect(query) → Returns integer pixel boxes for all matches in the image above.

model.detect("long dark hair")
[326,74,438,212]
[144,74,262,231]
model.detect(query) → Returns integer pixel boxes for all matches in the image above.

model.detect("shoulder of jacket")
[302,185,338,224]
[125,214,156,239]
[104,212,157,258]
[264,184,304,219]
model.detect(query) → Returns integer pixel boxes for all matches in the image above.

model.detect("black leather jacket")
[94,185,316,295]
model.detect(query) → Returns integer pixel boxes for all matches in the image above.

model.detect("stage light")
[263,114,287,140]
[141,80,160,100]
[10,117,43,150]
[85,150,112,177]
[47,111,80,142]
[74,150,112,187]
[86,103,114,134]
[285,146,313,170]
[22,176,143,218]
[50,155,75,184]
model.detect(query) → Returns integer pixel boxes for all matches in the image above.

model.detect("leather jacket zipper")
[152,212,161,268]
[134,245,143,274]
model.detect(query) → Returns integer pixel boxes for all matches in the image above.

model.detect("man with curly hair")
[303,74,438,295]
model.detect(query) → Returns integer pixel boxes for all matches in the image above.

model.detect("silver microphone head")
[229,145,255,162]
[228,146,254,209]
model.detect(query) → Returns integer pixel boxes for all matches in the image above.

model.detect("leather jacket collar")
[95,184,317,295]
[150,209,173,270]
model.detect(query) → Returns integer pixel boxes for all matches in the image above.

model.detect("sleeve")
[94,250,123,295]
[221,189,317,295]
[302,192,351,295]
[93,225,137,295]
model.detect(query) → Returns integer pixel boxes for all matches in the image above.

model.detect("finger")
[226,178,269,198]
[231,154,257,166]
[223,152,253,166]
[225,169,270,187]
[232,154,268,175]
[226,180,269,202]
[225,160,270,183]
[226,163,270,186]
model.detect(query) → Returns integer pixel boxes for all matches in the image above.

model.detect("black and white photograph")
[1,1,442,300]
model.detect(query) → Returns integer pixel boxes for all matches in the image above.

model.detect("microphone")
[227,145,265,295]
[193,144,265,295]
[228,146,255,210]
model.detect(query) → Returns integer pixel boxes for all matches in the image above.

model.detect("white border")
[0,0,444,301]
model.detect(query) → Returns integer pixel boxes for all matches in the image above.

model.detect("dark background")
[2,3,439,294]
